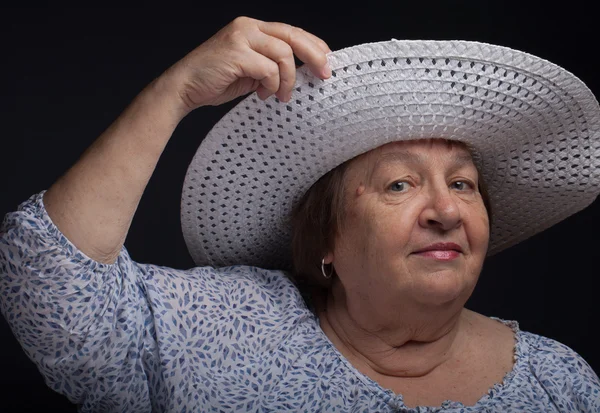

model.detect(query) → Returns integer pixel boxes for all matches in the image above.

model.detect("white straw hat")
[181,39,600,270]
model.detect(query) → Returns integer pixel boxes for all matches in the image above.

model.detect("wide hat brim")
[181,39,600,270]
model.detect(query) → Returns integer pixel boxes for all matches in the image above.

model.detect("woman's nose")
[418,185,462,231]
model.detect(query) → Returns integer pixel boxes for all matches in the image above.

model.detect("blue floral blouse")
[1,192,599,412]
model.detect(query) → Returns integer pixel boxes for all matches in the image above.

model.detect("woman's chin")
[410,270,472,306]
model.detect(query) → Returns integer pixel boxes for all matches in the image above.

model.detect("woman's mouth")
[412,243,463,260]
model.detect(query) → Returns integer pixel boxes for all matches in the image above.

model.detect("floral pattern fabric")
[1,191,599,412]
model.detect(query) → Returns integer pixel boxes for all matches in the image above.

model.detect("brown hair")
[291,162,349,288]
[291,152,492,288]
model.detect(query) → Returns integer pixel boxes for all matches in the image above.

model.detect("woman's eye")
[389,181,409,192]
[451,181,472,191]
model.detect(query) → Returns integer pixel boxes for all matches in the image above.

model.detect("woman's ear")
[323,252,334,265]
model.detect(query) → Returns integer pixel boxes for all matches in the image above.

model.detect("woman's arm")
[43,16,331,264]
[0,17,331,410]
[42,76,183,264]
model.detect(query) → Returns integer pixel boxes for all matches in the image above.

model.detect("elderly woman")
[1,16,599,412]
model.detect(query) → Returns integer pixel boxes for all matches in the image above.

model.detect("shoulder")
[137,264,318,361]
[525,332,598,380]
[522,330,600,410]
[139,263,312,328]
[141,263,305,305]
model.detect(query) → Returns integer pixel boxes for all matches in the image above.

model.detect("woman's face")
[329,139,489,310]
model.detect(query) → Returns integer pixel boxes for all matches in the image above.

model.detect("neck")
[314,281,469,378]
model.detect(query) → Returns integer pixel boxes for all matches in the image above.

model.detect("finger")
[237,49,281,100]
[247,32,297,101]
[256,21,331,79]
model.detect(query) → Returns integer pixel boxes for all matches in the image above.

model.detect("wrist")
[142,68,193,124]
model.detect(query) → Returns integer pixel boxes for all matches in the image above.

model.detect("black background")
[1,4,599,412]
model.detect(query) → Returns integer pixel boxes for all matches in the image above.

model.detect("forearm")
[43,73,186,264]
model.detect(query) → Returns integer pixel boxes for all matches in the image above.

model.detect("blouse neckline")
[313,314,528,411]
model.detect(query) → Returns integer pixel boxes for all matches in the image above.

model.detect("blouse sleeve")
[529,334,600,412]
[0,192,156,412]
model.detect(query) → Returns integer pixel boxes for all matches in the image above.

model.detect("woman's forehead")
[354,138,474,171]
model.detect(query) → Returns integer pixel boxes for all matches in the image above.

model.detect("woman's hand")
[164,16,332,114]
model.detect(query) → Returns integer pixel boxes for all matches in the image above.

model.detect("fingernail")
[322,62,332,78]
[258,91,269,101]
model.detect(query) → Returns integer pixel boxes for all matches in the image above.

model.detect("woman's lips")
[412,243,463,260]
[413,250,461,260]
